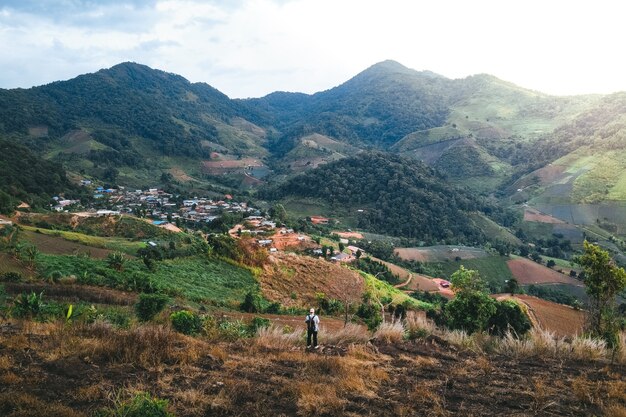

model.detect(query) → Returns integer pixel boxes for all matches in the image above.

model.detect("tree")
[269,203,287,223]
[504,278,519,295]
[546,259,556,268]
[450,266,486,293]
[575,241,626,346]
[488,300,531,336]
[444,290,496,334]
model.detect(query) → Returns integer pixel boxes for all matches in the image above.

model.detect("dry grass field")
[259,252,365,308]
[0,320,623,417]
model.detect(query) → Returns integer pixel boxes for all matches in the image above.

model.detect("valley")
[1,60,626,416]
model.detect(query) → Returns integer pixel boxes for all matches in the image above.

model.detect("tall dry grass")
[322,323,370,345]
[373,321,405,343]
[404,311,436,339]
[496,327,616,361]
[255,325,304,350]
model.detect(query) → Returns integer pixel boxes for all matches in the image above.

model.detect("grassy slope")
[360,271,431,310]
[21,225,144,255]
[469,213,522,245]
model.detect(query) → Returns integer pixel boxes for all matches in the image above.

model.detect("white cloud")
[0,0,625,97]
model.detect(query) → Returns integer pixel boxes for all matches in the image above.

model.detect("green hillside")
[263,152,504,244]
[0,138,79,213]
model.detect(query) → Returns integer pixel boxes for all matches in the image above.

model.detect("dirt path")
[394,275,412,288]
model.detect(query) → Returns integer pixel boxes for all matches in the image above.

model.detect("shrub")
[97,391,173,417]
[0,272,22,282]
[356,300,382,330]
[134,293,169,322]
[46,270,63,283]
[444,291,497,334]
[218,319,250,341]
[11,291,44,318]
[488,300,531,336]
[265,301,282,314]
[171,310,202,335]
[102,308,132,329]
[240,291,263,313]
[249,316,271,333]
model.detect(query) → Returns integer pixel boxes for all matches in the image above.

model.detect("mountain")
[246,60,452,152]
[262,152,511,244]
[0,60,618,204]
[246,61,598,192]
[0,62,270,187]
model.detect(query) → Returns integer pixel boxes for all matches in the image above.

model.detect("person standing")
[305,308,320,349]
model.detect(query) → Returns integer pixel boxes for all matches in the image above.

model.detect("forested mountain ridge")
[245,60,453,153]
[0,62,267,158]
[0,139,79,213]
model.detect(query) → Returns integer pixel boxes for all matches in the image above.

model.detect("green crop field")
[34,253,257,307]
[433,255,514,291]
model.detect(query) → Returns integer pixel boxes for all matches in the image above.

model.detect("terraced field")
[394,246,488,262]
[507,258,583,286]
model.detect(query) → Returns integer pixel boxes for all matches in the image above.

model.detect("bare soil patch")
[168,167,195,182]
[523,207,566,224]
[507,258,583,286]
[333,231,364,239]
[268,232,313,251]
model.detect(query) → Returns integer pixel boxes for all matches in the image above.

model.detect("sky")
[0,0,624,98]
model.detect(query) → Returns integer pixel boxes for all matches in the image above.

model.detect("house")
[96,210,121,216]
[258,239,273,247]
[347,245,363,255]
[331,253,352,262]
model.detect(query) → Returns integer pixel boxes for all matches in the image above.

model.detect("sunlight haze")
[0,0,623,97]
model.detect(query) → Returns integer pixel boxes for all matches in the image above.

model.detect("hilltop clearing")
[259,252,365,308]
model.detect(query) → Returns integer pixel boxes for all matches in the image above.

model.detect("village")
[49,183,363,261]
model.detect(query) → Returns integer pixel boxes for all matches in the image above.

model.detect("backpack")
[307,314,317,332]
